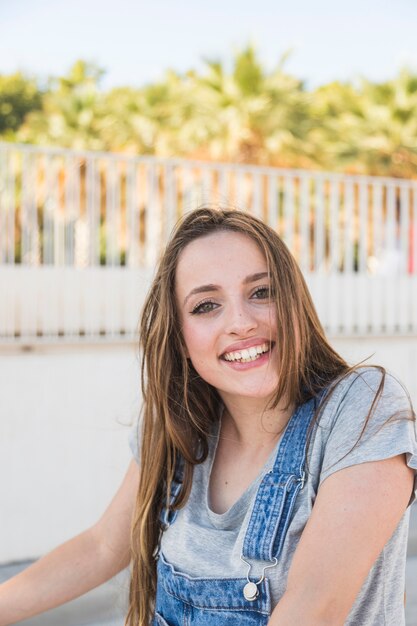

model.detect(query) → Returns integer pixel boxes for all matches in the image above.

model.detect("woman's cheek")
[184,319,216,350]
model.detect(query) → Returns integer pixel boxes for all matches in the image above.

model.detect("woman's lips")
[220,341,274,360]
[221,338,273,355]
[222,342,270,362]
[221,343,274,370]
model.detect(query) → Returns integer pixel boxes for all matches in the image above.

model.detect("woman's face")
[175,230,279,405]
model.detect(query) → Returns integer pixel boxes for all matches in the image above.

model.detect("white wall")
[0,343,141,563]
[1,336,416,563]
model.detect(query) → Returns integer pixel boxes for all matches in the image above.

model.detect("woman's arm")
[0,459,139,626]
[268,454,414,626]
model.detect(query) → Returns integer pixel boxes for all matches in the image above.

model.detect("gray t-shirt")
[130,368,417,625]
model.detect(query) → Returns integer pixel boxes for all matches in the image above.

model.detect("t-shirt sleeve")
[129,418,141,465]
[319,368,417,505]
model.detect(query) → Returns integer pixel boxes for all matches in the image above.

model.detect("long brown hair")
[125,207,414,625]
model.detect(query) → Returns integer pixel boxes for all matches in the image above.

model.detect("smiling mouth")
[221,342,273,364]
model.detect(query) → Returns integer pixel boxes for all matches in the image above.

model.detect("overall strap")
[242,395,319,562]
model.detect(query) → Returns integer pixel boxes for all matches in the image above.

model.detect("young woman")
[1,207,416,626]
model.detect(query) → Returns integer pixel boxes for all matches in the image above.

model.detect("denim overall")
[153,396,319,626]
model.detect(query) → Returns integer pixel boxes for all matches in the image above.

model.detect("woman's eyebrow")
[183,284,218,306]
[183,272,269,306]
[243,271,269,284]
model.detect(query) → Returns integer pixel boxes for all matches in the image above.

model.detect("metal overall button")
[240,555,278,601]
[243,581,259,601]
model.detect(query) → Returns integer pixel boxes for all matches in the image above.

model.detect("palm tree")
[182,46,312,166]
[18,60,106,150]
[310,70,417,178]
[102,70,196,155]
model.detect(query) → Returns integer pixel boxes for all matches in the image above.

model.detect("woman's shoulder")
[318,365,413,428]
[315,365,417,495]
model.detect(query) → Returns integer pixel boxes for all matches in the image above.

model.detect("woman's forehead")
[175,231,268,292]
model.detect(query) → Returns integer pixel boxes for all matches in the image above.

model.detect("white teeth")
[223,342,270,363]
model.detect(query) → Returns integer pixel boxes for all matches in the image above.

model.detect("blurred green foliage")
[2,49,417,177]
[0,72,42,136]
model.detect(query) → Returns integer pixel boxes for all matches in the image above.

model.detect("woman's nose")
[224,302,258,336]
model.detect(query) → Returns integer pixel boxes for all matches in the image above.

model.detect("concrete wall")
[0,343,141,563]
[1,335,416,563]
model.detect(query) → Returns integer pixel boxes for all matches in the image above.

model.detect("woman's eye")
[252,286,273,299]
[191,300,218,315]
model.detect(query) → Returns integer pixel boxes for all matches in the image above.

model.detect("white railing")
[0,142,417,342]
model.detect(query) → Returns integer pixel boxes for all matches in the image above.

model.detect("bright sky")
[2,0,417,90]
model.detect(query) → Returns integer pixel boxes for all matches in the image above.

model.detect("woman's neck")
[219,395,296,449]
